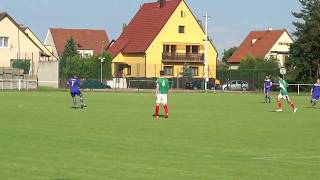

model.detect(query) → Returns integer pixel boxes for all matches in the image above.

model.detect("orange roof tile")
[50,28,110,57]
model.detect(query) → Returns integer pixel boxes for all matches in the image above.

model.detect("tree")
[222,47,237,64]
[239,56,279,70]
[62,53,112,80]
[60,37,79,78]
[288,0,320,82]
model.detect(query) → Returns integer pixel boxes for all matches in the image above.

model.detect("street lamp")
[99,57,105,83]
[203,12,211,92]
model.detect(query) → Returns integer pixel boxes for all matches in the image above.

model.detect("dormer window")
[181,10,185,18]
[251,39,257,45]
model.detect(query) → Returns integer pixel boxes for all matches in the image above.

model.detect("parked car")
[222,80,248,91]
[185,80,216,90]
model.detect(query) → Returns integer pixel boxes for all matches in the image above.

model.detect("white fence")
[272,83,313,95]
[0,79,37,90]
[289,84,313,95]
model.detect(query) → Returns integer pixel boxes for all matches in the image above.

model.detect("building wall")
[267,32,293,67]
[44,30,59,58]
[78,49,94,57]
[0,17,44,76]
[145,0,217,78]
[37,61,59,88]
[112,53,146,77]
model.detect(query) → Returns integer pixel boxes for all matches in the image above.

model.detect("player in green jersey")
[276,76,298,113]
[154,70,170,120]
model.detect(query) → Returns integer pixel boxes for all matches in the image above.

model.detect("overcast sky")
[0,0,301,58]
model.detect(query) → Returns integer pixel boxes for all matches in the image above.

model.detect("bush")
[11,59,31,74]
[82,80,111,89]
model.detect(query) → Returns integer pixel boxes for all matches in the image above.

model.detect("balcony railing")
[162,53,204,63]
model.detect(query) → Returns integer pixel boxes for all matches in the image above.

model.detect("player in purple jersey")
[264,76,272,103]
[311,79,320,107]
[68,75,86,108]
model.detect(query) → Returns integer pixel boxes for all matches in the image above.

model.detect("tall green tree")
[60,37,79,78]
[288,0,320,82]
[222,47,237,64]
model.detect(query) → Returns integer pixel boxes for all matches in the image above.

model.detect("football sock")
[164,104,169,115]
[72,97,77,106]
[155,105,160,116]
[265,95,267,102]
[80,96,84,105]
[312,100,317,107]
[277,101,282,109]
[268,96,271,103]
[290,102,296,109]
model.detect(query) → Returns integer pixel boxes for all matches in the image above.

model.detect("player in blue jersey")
[68,75,86,109]
[264,76,272,103]
[311,79,320,107]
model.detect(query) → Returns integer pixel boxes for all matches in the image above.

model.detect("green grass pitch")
[0,91,319,180]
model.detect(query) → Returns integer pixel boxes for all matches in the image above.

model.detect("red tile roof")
[228,29,287,64]
[50,28,110,57]
[108,0,182,58]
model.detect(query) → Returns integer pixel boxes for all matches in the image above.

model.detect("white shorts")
[278,94,290,101]
[156,94,168,105]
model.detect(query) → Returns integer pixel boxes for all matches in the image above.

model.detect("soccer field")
[0,91,319,180]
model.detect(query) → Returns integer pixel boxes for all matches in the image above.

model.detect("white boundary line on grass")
[253,156,320,166]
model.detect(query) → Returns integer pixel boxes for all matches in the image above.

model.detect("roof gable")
[0,12,6,20]
[49,28,110,57]
[229,29,288,63]
[108,0,182,58]
[0,12,48,55]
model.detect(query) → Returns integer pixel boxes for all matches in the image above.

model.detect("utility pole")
[204,12,209,92]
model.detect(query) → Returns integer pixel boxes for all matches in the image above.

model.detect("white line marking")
[253,156,320,166]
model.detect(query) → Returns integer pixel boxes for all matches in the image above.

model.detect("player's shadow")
[152,114,165,118]
[305,106,320,109]
[260,102,272,104]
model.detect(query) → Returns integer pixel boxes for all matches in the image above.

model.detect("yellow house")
[0,12,57,74]
[108,0,218,79]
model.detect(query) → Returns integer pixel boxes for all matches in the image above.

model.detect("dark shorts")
[70,90,81,97]
[312,95,320,101]
[265,88,271,94]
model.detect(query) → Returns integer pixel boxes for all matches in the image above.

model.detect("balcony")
[162,53,204,63]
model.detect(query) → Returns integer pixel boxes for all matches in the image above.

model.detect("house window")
[83,53,91,57]
[178,26,185,33]
[190,67,199,76]
[163,45,170,53]
[127,65,131,75]
[192,46,199,53]
[170,45,176,54]
[0,37,9,48]
[164,66,174,76]
[186,45,191,54]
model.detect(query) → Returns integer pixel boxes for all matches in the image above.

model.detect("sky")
[0,0,302,58]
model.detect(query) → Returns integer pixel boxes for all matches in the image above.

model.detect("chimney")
[122,23,127,33]
[267,27,273,31]
[159,0,166,8]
